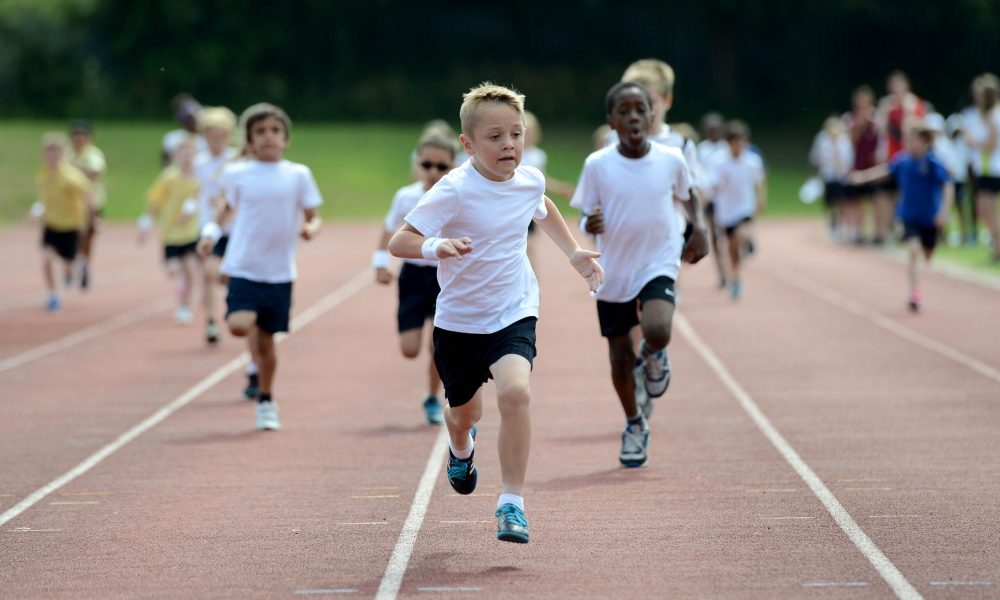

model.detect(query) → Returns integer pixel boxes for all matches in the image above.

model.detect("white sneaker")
[641,342,670,398]
[619,419,649,467]
[255,401,281,431]
[174,305,193,325]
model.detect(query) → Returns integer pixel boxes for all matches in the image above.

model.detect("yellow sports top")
[147,166,201,246]
[36,162,91,232]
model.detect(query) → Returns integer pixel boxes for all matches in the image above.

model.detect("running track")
[0,221,997,599]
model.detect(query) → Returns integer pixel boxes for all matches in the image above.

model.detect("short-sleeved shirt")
[889,152,951,226]
[570,144,691,302]
[883,95,926,159]
[162,130,209,159]
[384,181,437,267]
[843,113,879,170]
[69,144,107,208]
[809,132,854,182]
[37,162,91,232]
[705,150,765,228]
[220,160,324,283]
[965,107,1000,177]
[147,166,202,246]
[195,147,239,227]
[403,160,548,334]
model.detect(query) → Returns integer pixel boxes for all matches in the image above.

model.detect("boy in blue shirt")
[851,122,953,312]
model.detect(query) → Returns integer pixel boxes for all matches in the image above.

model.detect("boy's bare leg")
[607,335,638,418]
[253,328,277,396]
[444,388,483,450]
[42,251,56,295]
[399,328,422,359]
[639,298,674,353]
[427,332,442,397]
[728,230,742,285]
[977,192,1000,256]
[202,256,220,321]
[491,354,532,495]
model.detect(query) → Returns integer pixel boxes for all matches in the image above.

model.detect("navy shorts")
[596,276,676,338]
[42,227,79,261]
[226,277,293,334]
[212,235,229,258]
[397,263,439,332]
[976,175,1000,193]
[164,241,198,261]
[433,316,537,407]
[901,221,940,252]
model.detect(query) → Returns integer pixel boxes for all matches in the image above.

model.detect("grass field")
[0,120,818,223]
[3,119,997,275]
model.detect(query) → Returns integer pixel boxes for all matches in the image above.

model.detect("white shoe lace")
[644,350,665,381]
[621,426,646,455]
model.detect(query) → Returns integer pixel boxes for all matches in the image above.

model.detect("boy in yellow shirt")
[140,139,202,324]
[35,132,92,312]
[68,120,107,290]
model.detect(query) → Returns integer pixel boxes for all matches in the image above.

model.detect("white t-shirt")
[607,123,701,185]
[809,132,854,183]
[219,160,324,283]
[195,147,239,228]
[162,130,208,158]
[933,136,967,183]
[384,181,437,267]
[697,139,727,170]
[403,160,548,334]
[965,107,1000,177]
[570,144,691,302]
[705,150,765,228]
[521,146,548,173]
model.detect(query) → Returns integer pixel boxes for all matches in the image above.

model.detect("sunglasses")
[420,161,451,172]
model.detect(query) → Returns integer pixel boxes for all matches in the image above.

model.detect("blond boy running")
[389,83,603,543]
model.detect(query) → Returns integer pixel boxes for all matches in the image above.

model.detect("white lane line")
[0,297,170,374]
[0,270,369,529]
[676,314,923,600]
[803,581,869,588]
[767,269,1000,386]
[929,581,992,587]
[375,425,450,600]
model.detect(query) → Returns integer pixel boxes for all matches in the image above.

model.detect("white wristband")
[137,214,154,232]
[200,222,223,243]
[181,198,198,216]
[30,202,45,218]
[372,250,390,269]
[421,237,445,261]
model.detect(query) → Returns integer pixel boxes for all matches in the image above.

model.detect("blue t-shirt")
[889,151,950,226]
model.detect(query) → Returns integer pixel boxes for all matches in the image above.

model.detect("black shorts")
[433,316,537,407]
[596,276,676,338]
[824,181,848,206]
[42,227,79,261]
[527,220,537,234]
[164,241,198,261]
[212,235,229,258]
[901,221,940,252]
[397,263,439,332]
[976,175,1000,193]
[226,277,293,334]
[704,201,716,219]
[954,182,967,207]
[845,183,876,199]
[880,178,899,193]
[723,217,753,239]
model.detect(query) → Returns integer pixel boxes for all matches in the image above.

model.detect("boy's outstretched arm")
[849,163,890,186]
[535,196,604,292]
[196,203,234,257]
[681,187,709,264]
[389,223,472,261]
[935,182,955,227]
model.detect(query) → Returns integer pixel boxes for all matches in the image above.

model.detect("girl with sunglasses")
[373,131,457,425]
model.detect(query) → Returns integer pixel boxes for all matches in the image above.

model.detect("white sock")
[497,493,524,511]
[449,434,474,459]
[246,362,258,376]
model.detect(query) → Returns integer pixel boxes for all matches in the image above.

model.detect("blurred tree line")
[1,0,998,127]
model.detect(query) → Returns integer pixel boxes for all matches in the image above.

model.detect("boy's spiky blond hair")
[622,59,675,97]
[459,82,525,136]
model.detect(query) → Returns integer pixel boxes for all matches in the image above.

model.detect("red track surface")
[1,220,998,599]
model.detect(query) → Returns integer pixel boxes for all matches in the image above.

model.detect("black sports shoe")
[79,264,89,290]
[446,425,477,495]
[243,373,260,400]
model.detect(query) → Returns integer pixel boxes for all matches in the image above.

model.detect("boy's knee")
[643,326,671,350]
[497,380,531,410]
[608,342,635,375]
[400,342,420,359]
[228,322,250,337]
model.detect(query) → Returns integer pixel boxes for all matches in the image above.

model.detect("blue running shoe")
[495,503,529,543]
[731,281,743,301]
[446,425,477,495]
[423,395,444,425]
[46,295,61,313]
[619,418,649,468]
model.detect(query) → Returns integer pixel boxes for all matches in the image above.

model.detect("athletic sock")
[627,414,647,430]
[246,362,259,376]
[449,434,474,459]
[258,393,272,404]
[640,340,658,357]
[497,493,524,511]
